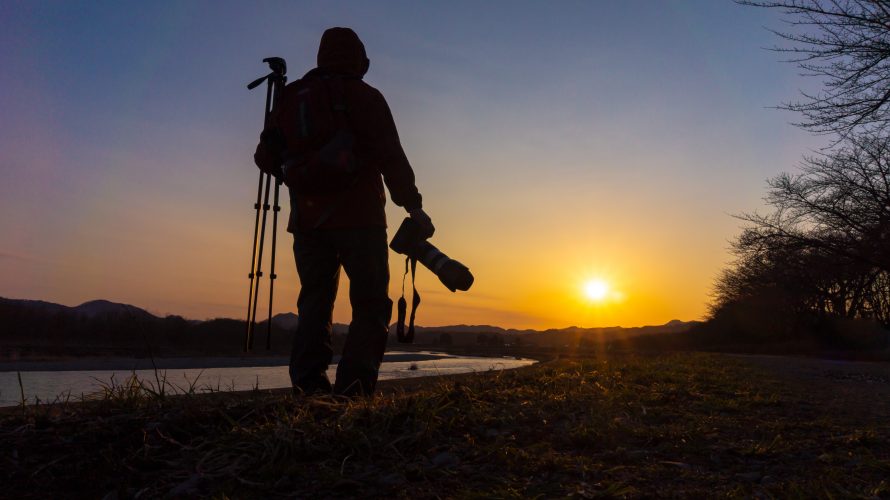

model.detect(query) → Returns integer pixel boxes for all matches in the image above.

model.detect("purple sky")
[0,1,823,328]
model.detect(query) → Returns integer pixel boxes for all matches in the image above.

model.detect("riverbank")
[0,350,463,372]
[3,352,889,498]
[0,352,537,407]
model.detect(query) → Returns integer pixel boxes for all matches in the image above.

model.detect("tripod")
[244,57,287,352]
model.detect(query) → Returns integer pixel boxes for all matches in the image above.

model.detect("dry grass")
[2,352,890,498]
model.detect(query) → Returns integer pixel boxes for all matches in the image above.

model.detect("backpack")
[277,74,361,194]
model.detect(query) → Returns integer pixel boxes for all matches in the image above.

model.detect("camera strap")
[396,256,420,343]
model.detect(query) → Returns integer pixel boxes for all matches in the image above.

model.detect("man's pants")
[289,227,392,396]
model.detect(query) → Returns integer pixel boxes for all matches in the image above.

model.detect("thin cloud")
[0,251,41,263]
[423,301,544,326]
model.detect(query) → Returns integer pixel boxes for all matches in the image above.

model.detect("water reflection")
[0,351,535,407]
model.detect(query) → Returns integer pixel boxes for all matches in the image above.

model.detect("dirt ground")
[732,353,890,426]
[3,352,890,498]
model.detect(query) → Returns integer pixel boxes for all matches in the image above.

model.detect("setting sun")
[583,279,610,302]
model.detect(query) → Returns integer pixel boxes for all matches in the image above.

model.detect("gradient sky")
[0,1,824,329]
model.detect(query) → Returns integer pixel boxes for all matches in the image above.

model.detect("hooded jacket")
[254,27,423,232]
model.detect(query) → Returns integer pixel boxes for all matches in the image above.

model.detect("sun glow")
[583,279,610,302]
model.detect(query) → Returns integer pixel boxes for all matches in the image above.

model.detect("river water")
[0,351,536,407]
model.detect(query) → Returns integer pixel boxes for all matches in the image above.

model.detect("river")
[0,351,536,407]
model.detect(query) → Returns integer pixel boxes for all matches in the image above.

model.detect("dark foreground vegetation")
[3,352,889,498]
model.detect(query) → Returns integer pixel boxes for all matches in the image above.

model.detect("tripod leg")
[266,179,281,350]
[248,172,273,351]
[245,65,287,352]
[243,171,264,352]
[263,73,286,351]
[245,67,281,352]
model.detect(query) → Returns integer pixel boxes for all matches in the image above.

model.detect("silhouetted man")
[254,27,433,396]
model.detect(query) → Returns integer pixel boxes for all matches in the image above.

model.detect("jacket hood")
[317,27,369,77]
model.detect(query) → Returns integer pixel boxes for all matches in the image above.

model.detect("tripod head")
[264,57,286,76]
[247,56,288,90]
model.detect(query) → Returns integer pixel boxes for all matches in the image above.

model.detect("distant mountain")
[0,298,70,315]
[1,297,294,358]
[398,324,509,335]
[2,296,698,338]
[1,297,156,319]
[270,313,351,333]
[271,312,299,330]
[397,320,698,336]
[72,300,155,319]
[2,296,705,358]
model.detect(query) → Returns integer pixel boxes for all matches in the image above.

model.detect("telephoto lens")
[389,218,474,292]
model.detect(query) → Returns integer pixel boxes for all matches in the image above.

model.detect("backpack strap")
[323,75,351,128]
[310,75,361,230]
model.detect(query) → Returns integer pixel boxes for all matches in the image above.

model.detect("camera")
[389,218,474,292]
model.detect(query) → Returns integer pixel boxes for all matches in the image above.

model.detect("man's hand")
[409,208,435,239]
[254,128,286,181]
[260,128,286,152]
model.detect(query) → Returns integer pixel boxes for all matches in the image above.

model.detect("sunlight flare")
[583,279,610,302]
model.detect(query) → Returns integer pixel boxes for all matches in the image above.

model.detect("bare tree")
[712,2,890,341]
[712,133,890,332]
[869,270,890,322]
[742,0,890,136]
[739,133,890,272]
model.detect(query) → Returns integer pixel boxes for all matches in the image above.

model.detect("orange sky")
[0,2,824,329]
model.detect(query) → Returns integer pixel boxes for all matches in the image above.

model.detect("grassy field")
[2,352,890,498]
